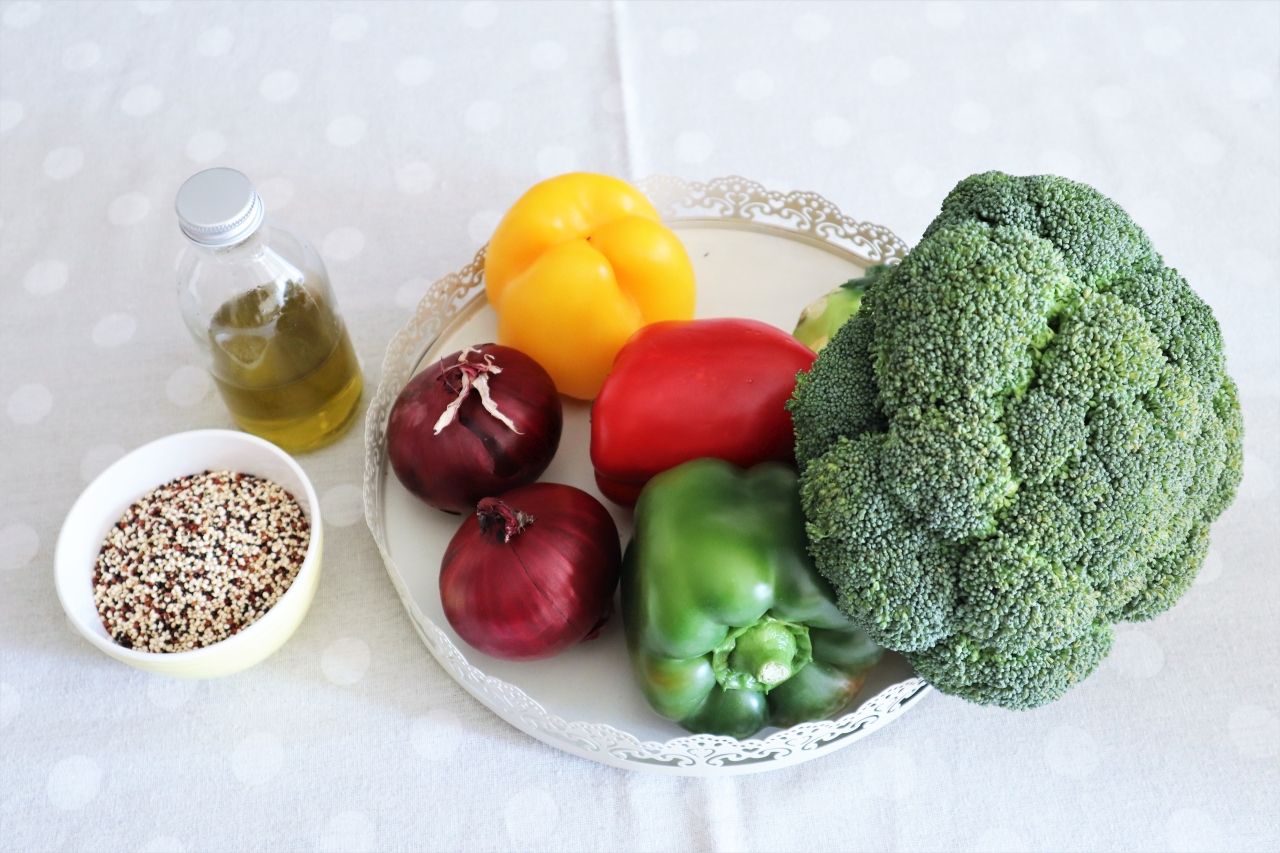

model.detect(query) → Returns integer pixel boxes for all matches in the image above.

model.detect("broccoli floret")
[788,172,1243,710]
[924,171,1160,289]
[790,304,885,466]
[911,622,1115,710]
[800,433,959,652]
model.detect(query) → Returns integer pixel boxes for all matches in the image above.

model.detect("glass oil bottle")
[175,168,362,452]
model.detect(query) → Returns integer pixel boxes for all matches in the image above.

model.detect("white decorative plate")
[363,175,931,775]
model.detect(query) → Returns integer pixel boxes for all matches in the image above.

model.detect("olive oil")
[209,279,363,452]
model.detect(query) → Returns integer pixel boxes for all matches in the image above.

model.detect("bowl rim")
[55,428,322,663]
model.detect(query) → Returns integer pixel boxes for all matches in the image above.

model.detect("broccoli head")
[789,172,1243,710]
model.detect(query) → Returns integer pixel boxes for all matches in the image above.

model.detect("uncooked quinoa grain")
[93,470,309,653]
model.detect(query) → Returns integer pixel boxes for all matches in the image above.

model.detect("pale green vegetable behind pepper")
[792,265,890,351]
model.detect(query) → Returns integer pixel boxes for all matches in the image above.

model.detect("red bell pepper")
[590,318,817,506]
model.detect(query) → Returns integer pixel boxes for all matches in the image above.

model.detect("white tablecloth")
[2,2,1277,850]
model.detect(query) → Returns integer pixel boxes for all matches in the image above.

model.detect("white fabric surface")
[2,1,1278,850]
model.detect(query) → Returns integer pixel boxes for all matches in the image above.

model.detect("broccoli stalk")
[788,171,1243,710]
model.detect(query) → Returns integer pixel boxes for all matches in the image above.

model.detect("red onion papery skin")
[387,343,563,513]
[439,483,622,661]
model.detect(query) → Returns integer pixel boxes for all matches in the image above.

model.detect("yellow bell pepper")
[484,172,696,400]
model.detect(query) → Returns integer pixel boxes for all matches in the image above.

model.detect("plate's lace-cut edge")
[396,590,928,769]
[362,175,928,770]
[637,174,911,264]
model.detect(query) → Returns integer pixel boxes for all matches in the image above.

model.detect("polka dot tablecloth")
[1,2,1277,850]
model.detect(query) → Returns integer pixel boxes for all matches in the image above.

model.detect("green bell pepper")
[623,458,883,739]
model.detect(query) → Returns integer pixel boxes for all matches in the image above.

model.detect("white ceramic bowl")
[55,429,324,678]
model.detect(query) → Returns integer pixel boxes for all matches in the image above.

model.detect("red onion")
[387,344,562,513]
[439,483,621,661]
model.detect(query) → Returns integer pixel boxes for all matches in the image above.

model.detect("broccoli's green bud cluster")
[788,172,1243,710]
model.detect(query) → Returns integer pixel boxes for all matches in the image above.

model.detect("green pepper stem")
[711,616,813,693]
[727,620,799,686]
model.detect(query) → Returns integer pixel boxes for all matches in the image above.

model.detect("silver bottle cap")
[175,167,264,248]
